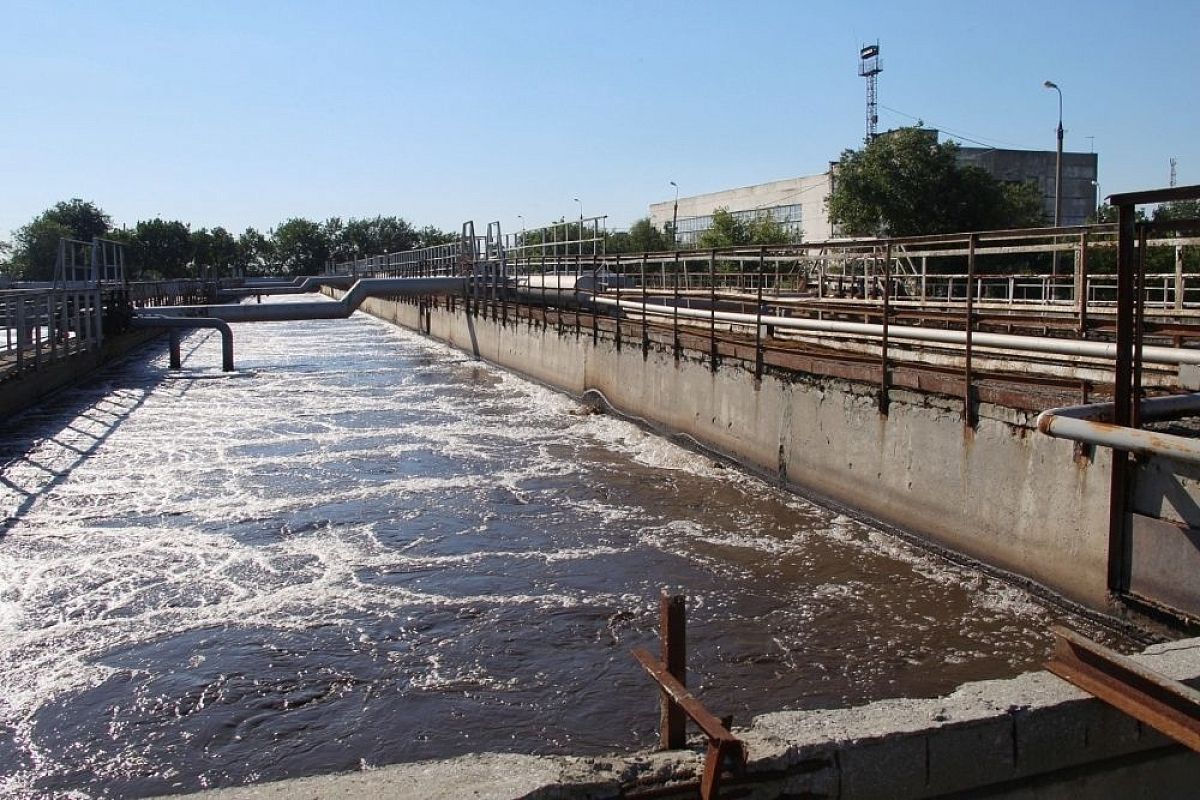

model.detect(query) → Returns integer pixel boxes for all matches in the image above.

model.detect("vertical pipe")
[169,330,182,369]
[659,591,686,751]
[964,235,977,429]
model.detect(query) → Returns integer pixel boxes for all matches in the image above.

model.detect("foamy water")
[0,299,1111,797]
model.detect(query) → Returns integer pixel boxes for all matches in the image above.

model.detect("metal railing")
[1,288,104,382]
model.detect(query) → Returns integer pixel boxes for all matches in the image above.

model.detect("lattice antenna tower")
[858,42,882,142]
[1170,157,1178,187]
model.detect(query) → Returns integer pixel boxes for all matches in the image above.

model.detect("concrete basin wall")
[347,294,1113,610]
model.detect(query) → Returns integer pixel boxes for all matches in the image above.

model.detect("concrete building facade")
[649,172,834,246]
[650,135,1098,245]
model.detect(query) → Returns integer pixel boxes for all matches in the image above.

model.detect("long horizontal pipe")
[591,295,1200,367]
[1036,394,1200,465]
[131,315,235,371]
[222,276,355,297]
[139,277,468,322]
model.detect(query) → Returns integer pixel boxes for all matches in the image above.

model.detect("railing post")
[659,591,687,750]
[964,235,977,429]
[755,248,764,382]
[1176,244,1186,312]
[880,243,891,415]
[1076,232,1088,331]
[672,252,681,361]
[15,295,27,371]
[640,254,649,358]
[709,250,717,372]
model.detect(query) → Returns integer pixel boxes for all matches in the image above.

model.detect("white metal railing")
[1,288,104,382]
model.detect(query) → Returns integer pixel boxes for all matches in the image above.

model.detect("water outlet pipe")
[131,315,235,371]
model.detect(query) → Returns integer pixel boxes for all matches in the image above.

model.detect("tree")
[191,226,239,278]
[238,227,276,275]
[416,225,456,248]
[746,212,794,245]
[827,127,1044,237]
[607,217,672,254]
[8,199,112,281]
[273,218,329,275]
[698,208,750,248]
[128,218,193,278]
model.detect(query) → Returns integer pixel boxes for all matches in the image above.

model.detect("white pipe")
[592,295,1200,367]
[1036,393,1200,465]
[144,277,468,323]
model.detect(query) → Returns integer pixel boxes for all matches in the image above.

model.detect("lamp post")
[517,214,525,249]
[669,181,679,248]
[1044,80,1064,289]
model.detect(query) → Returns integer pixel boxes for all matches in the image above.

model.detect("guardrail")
[1,288,104,382]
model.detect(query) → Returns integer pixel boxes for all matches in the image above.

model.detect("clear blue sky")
[2,0,1197,241]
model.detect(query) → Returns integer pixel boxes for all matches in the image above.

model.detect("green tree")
[238,227,276,275]
[697,207,750,248]
[191,226,239,278]
[273,218,329,275]
[607,217,672,254]
[746,212,794,245]
[129,218,193,278]
[827,127,1044,236]
[8,199,112,280]
[416,225,457,248]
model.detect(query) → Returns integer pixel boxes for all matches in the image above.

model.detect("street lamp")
[669,181,679,248]
[517,214,525,248]
[1044,80,1064,287]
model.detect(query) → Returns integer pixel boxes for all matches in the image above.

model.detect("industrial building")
[650,133,1099,245]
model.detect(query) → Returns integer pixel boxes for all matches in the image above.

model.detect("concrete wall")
[956,148,1098,226]
[347,294,1114,609]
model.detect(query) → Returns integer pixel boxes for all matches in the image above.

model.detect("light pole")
[1044,80,1064,288]
[517,215,525,249]
[669,181,679,248]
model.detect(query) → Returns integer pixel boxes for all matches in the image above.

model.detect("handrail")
[591,294,1200,366]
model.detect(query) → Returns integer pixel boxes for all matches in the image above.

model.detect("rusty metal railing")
[1047,626,1200,752]
[630,592,746,800]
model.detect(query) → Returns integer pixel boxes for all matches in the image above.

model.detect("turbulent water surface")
[0,299,1113,797]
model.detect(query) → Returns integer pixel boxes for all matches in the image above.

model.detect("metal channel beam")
[1046,626,1200,752]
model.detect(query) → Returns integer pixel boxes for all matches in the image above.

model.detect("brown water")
[0,298,1115,797]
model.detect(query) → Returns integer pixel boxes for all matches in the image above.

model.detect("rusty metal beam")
[1046,626,1200,752]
